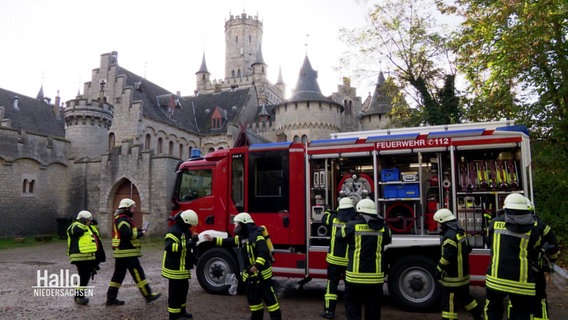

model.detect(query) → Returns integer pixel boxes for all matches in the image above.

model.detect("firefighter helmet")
[118,198,136,209]
[525,197,535,212]
[433,208,456,223]
[76,210,92,220]
[503,193,529,210]
[234,212,254,224]
[338,197,354,209]
[180,209,198,226]
[356,199,377,215]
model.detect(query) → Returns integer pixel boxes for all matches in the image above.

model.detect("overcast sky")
[0,0,373,103]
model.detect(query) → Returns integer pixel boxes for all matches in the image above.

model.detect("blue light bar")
[249,141,293,151]
[310,137,358,147]
[495,125,529,136]
[366,133,420,142]
[427,128,485,138]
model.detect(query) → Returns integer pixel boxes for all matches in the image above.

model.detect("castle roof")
[288,55,336,106]
[0,87,65,137]
[361,71,392,116]
[182,87,255,135]
[117,67,199,133]
[196,52,210,74]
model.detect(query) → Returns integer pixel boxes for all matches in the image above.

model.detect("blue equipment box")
[383,184,419,198]
[381,168,400,182]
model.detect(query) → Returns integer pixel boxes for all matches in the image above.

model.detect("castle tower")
[195,52,211,92]
[63,82,114,159]
[274,55,343,142]
[225,12,263,79]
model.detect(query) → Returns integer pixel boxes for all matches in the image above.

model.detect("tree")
[437,0,568,140]
[437,0,568,263]
[339,0,462,125]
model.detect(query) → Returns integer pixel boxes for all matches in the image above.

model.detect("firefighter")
[485,193,541,320]
[337,199,391,320]
[162,209,199,320]
[433,209,482,320]
[525,197,559,320]
[204,212,282,320]
[105,198,161,305]
[320,197,357,319]
[66,210,102,305]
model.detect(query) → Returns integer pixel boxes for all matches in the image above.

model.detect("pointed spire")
[252,45,266,66]
[289,54,328,102]
[276,65,285,85]
[36,85,44,101]
[196,52,210,74]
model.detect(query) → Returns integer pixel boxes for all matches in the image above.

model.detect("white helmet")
[234,212,254,224]
[356,199,377,215]
[76,210,92,220]
[338,197,354,209]
[433,208,456,223]
[118,198,136,209]
[525,197,535,212]
[503,193,529,210]
[180,209,198,226]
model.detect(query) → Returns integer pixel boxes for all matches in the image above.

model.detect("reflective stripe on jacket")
[112,214,142,258]
[67,221,97,262]
[486,220,539,296]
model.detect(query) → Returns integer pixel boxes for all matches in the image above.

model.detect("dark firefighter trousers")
[441,284,481,320]
[344,282,383,320]
[108,257,153,298]
[485,287,534,320]
[324,263,346,313]
[168,278,189,318]
[246,277,281,320]
[73,260,96,296]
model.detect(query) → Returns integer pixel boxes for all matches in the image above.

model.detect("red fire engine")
[170,120,533,310]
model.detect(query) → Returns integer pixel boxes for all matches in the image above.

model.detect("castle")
[0,12,394,238]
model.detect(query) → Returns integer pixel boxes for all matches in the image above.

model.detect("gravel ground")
[0,239,567,320]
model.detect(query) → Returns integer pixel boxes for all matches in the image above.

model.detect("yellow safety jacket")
[339,218,392,285]
[323,211,350,266]
[67,221,97,262]
[112,214,142,258]
[486,219,540,296]
[437,228,472,287]
[161,223,197,280]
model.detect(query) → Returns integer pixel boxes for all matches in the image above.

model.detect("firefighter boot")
[74,289,89,305]
[470,304,483,320]
[320,299,336,319]
[269,309,282,320]
[248,310,264,320]
[105,286,125,306]
[179,307,193,318]
[137,280,161,302]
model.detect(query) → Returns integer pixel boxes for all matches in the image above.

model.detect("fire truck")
[170,120,533,310]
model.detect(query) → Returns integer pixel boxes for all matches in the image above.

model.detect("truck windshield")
[177,169,212,201]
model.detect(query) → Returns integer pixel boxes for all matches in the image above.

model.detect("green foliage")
[339,0,463,126]
[531,141,568,265]
[0,237,55,250]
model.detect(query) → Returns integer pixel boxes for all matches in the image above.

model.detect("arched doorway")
[111,179,142,231]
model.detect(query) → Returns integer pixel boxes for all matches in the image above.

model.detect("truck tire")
[196,247,238,295]
[387,254,441,310]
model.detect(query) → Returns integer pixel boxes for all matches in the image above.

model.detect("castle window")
[169,141,174,155]
[293,135,300,143]
[108,132,115,150]
[301,135,308,144]
[179,144,184,158]
[208,147,215,153]
[145,134,151,150]
[189,146,193,158]
[235,36,238,44]
[232,70,235,78]
[249,35,252,43]
[158,138,163,154]
[238,69,241,77]
[22,175,36,195]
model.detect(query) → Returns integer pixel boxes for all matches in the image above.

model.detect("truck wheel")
[196,247,238,294]
[387,255,441,310]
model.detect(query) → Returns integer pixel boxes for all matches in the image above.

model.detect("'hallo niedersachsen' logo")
[32,269,94,297]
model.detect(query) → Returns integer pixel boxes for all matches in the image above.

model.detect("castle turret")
[63,80,114,159]
[195,52,211,93]
[225,12,263,79]
[274,55,343,142]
